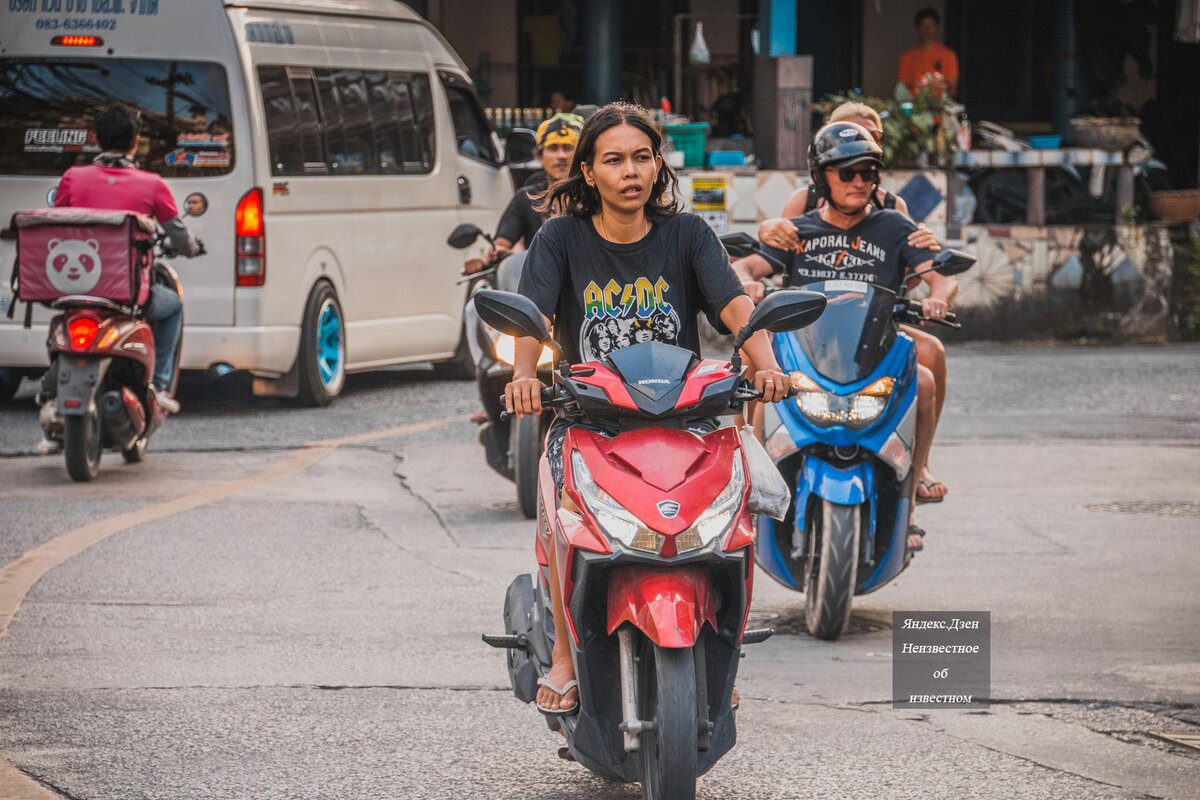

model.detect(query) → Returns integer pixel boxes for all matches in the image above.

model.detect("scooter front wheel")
[512,413,542,519]
[639,641,698,800]
[64,404,102,481]
[121,435,148,463]
[805,499,860,640]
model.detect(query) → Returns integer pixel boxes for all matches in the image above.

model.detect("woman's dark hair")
[537,101,679,222]
[914,7,940,26]
[94,103,142,151]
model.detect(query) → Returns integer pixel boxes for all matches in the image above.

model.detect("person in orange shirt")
[897,7,959,97]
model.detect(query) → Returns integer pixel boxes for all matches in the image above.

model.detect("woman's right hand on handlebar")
[757,217,800,252]
[505,375,545,416]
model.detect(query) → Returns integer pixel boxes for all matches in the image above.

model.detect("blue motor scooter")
[723,234,974,639]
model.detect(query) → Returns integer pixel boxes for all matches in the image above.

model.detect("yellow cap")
[536,113,583,149]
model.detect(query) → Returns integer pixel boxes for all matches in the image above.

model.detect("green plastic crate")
[665,123,710,168]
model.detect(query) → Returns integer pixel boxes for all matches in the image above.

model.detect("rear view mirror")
[447,223,483,249]
[719,232,758,258]
[504,130,537,166]
[473,289,554,344]
[745,289,827,334]
[931,249,977,277]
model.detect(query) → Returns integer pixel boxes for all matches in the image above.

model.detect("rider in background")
[736,101,951,506]
[54,103,197,413]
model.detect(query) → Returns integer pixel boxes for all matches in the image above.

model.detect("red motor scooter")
[8,208,203,481]
[478,288,825,799]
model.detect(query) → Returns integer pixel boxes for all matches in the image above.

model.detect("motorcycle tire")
[121,436,148,463]
[805,499,860,640]
[64,404,102,482]
[638,640,698,800]
[297,282,346,407]
[512,413,542,519]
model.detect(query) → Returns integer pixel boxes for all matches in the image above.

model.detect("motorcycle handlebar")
[498,385,561,421]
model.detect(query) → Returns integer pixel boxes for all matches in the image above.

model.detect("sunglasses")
[831,165,880,184]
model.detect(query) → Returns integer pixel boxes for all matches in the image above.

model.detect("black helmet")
[809,121,884,208]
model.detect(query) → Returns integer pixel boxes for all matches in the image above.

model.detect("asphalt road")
[0,343,1198,799]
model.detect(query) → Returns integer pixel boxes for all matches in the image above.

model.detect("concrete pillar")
[1053,0,1085,139]
[759,0,797,57]
[584,0,621,104]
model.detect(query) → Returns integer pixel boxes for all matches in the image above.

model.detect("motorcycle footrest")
[481,633,528,651]
[742,628,774,645]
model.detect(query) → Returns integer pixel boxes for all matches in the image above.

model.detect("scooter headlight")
[493,333,553,367]
[676,453,745,553]
[570,451,662,553]
[790,373,894,429]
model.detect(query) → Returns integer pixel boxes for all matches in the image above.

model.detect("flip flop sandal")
[535,677,580,717]
[907,524,926,552]
[915,478,946,505]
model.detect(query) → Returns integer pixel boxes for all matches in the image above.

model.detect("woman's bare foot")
[907,523,925,551]
[731,686,741,708]
[536,657,578,713]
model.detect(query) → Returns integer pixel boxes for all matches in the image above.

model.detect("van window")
[440,75,497,163]
[0,57,235,178]
[259,66,434,176]
[259,66,327,176]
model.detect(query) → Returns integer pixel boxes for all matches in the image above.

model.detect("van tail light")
[51,36,104,47]
[235,187,265,287]
[68,317,100,351]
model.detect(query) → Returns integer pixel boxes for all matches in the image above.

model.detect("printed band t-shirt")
[761,208,936,293]
[518,212,745,365]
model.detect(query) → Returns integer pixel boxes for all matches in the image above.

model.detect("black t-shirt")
[762,208,935,293]
[496,174,548,246]
[519,213,745,365]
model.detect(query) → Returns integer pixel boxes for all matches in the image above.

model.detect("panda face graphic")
[46,238,102,295]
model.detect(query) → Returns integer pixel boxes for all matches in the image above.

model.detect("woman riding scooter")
[504,102,790,715]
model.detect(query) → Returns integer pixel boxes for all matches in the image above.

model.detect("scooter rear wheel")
[639,641,698,800]
[64,404,102,482]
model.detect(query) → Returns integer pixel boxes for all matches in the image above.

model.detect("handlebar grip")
[498,385,557,421]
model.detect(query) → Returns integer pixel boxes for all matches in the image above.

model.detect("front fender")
[804,456,873,505]
[606,565,716,648]
[56,357,109,416]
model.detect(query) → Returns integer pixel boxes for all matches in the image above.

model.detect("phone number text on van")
[10,0,160,15]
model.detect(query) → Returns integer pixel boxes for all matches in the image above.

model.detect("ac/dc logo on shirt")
[797,234,889,271]
[579,277,681,362]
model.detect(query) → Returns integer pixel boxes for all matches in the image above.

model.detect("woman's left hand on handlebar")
[921,297,950,320]
[908,223,941,252]
[753,368,790,403]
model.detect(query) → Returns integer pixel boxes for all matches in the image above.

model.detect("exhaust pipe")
[100,389,144,450]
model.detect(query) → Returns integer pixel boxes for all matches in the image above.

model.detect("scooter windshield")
[789,280,898,384]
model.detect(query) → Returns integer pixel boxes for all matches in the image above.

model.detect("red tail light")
[235,187,265,287]
[68,317,100,350]
[52,35,104,47]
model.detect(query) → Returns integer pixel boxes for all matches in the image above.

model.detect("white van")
[0,0,514,405]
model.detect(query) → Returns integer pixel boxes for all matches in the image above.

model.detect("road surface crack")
[355,504,477,584]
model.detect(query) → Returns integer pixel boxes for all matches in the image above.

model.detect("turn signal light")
[235,187,265,287]
[51,35,104,47]
[68,317,99,350]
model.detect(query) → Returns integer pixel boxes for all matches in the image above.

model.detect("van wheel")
[297,283,345,407]
[433,323,474,380]
[0,368,24,404]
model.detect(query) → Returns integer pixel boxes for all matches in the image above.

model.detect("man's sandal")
[535,677,580,716]
[915,478,946,505]
[908,524,926,552]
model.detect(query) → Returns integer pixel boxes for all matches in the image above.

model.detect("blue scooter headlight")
[789,373,894,430]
